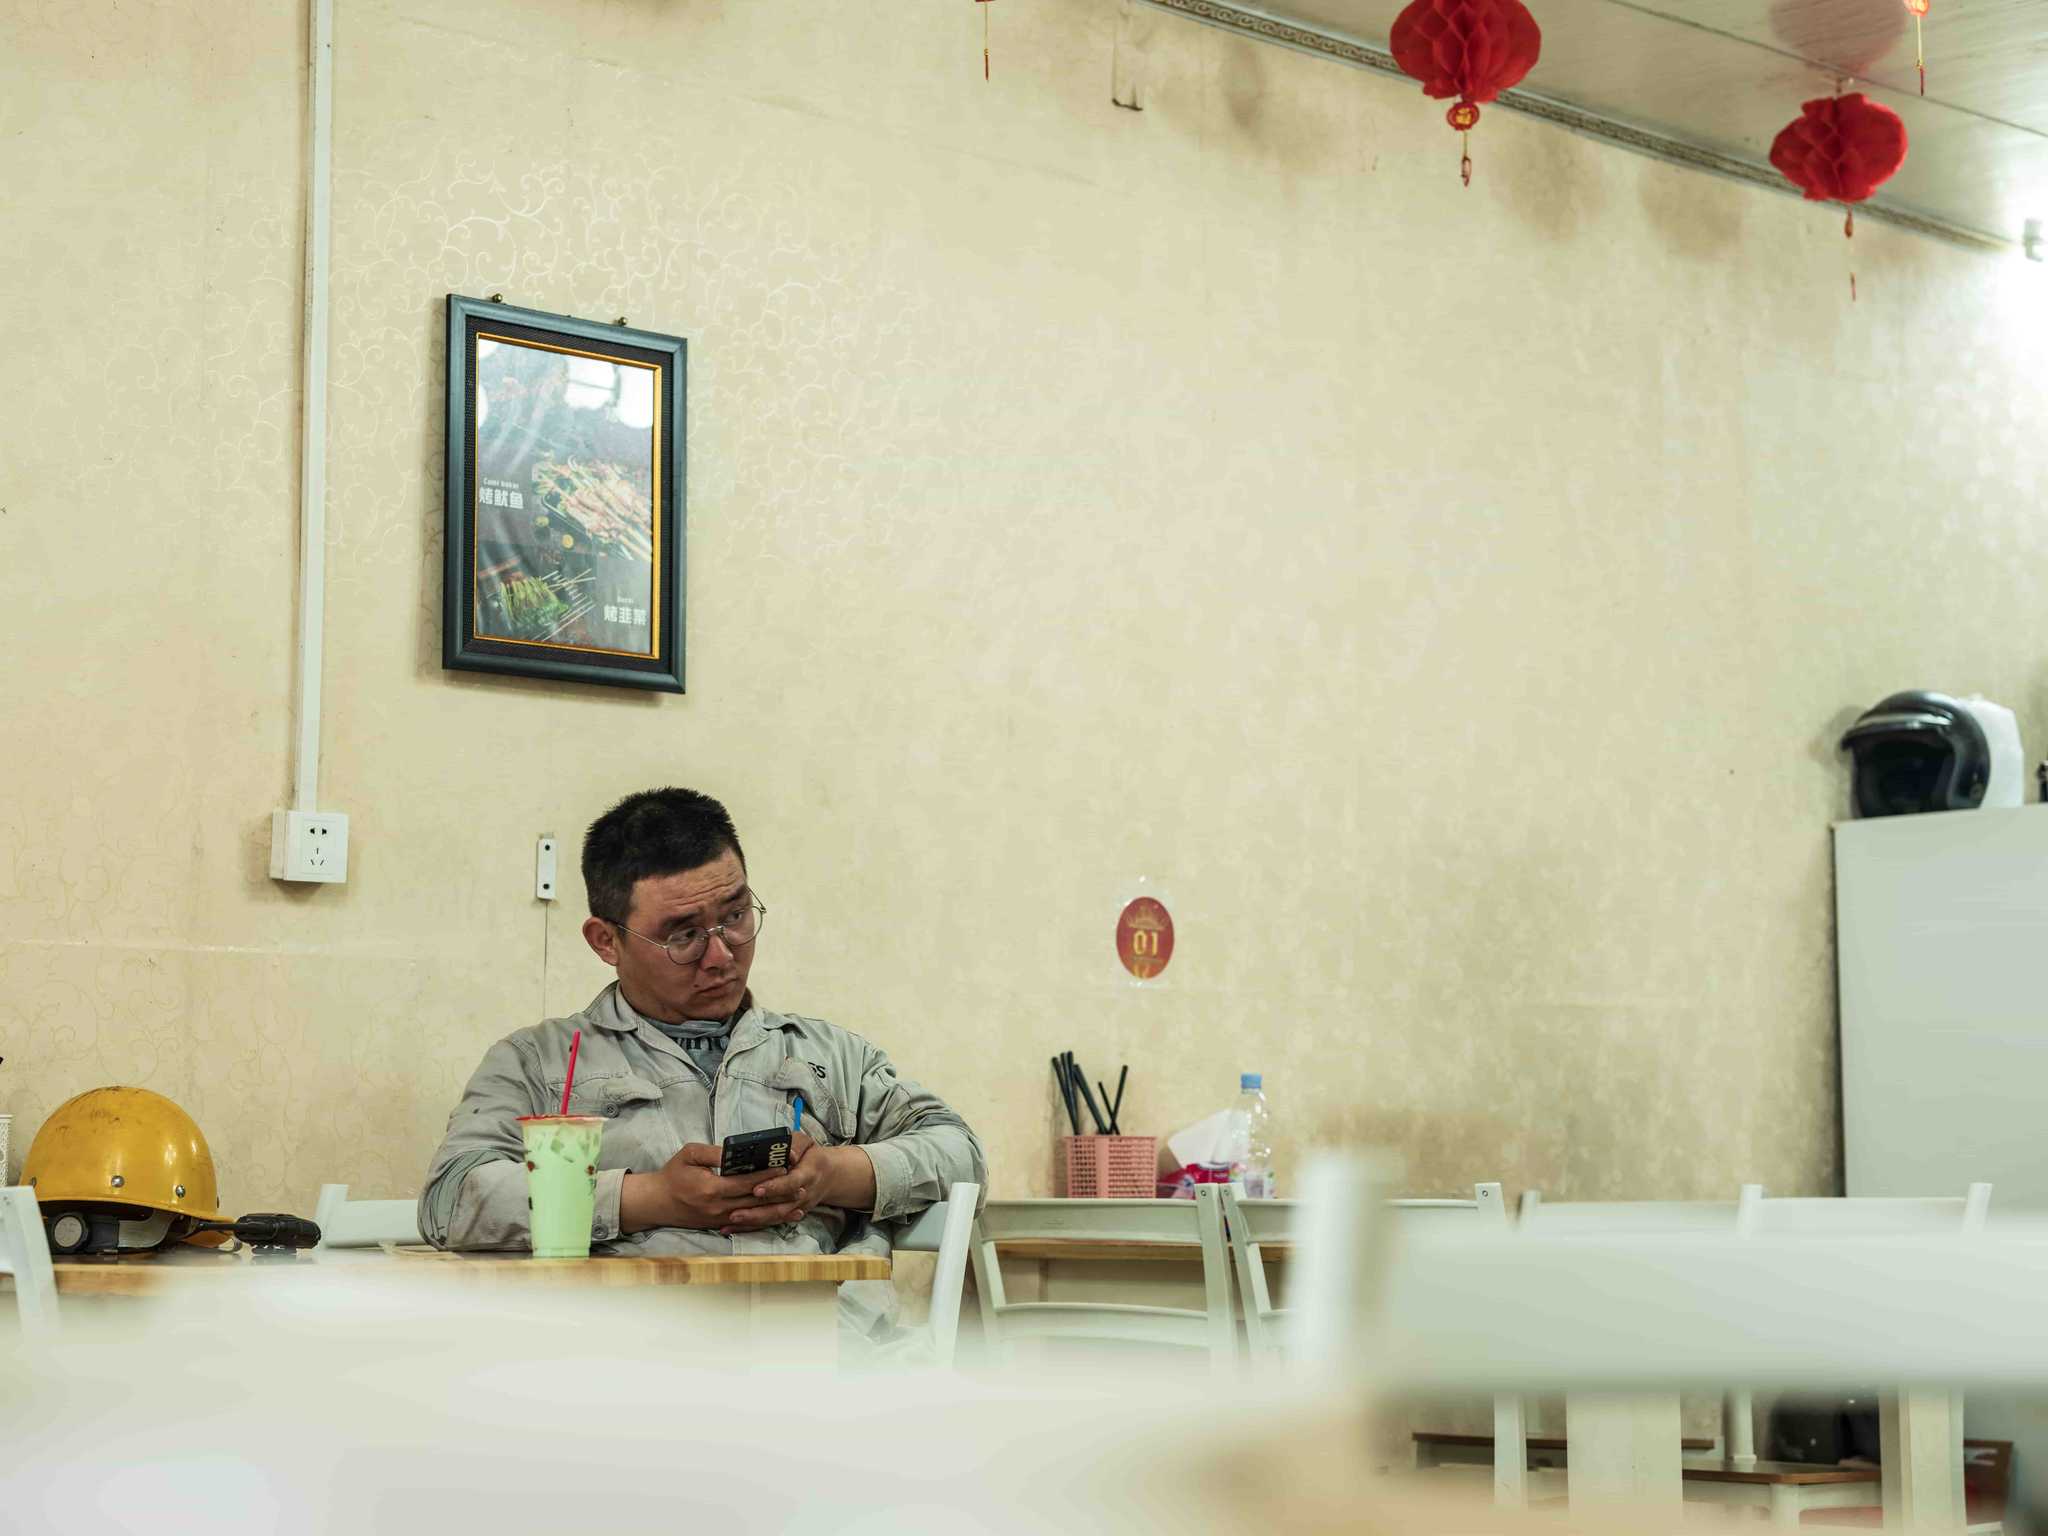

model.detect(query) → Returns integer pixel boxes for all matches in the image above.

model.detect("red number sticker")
[1116,897,1175,981]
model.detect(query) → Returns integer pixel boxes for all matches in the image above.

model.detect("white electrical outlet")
[535,836,558,901]
[270,810,349,884]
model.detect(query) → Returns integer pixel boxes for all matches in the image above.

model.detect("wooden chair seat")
[1799,1439,2010,1531]
[1682,1460,1881,1487]
[1411,1431,1717,1460]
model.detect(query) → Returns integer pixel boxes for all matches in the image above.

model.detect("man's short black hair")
[582,788,746,924]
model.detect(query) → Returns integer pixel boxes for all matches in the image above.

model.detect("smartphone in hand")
[719,1127,793,1177]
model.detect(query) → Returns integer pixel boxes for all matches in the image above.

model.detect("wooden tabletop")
[995,1239,1294,1262]
[1408,1433,1870,1485]
[388,1248,889,1286]
[36,1248,887,1296]
[1681,1460,1882,1486]
[1412,1432,1717,1452]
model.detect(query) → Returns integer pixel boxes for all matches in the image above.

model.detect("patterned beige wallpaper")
[4,0,2046,1220]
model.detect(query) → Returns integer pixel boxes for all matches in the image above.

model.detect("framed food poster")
[443,295,686,692]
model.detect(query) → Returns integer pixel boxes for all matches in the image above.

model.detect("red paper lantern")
[1769,92,1907,229]
[1770,92,1906,299]
[1389,0,1543,185]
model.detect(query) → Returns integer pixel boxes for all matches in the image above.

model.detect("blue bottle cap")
[1240,1073,1262,1091]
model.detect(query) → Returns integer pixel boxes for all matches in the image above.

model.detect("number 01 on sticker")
[1116,896,1175,981]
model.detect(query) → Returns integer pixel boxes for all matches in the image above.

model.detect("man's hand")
[619,1144,781,1234]
[720,1134,879,1233]
[719,1132,827,1232]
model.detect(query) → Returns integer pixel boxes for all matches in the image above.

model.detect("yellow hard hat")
[23,1086,228,1230]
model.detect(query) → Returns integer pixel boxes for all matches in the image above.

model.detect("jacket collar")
[588,982,784,1050]
[588,982,643,1034]
[723,996,784,1062]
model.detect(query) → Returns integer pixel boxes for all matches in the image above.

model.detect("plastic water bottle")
[1231,1072,1276,1198]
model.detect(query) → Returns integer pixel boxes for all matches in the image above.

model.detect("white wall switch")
[536,836,558,902]
[270,809,349,884]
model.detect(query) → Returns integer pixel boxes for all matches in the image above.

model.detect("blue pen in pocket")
[792,1094,805,1135]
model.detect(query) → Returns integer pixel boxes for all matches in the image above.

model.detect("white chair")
[0,1186,59,1335]
[1286,1163,1540,1507]
[1517,1189,1755,1498]
[1720,1184,1997,1536]
[1229,1181,1506,1361]
[1222,1185,1294,1363]
[313,1183,424,1250]
[1521,1189,1757,1455]
[1720,1184,1988,1470]
[892,1182,981,1367]
[1233,1179,1534,1506]
[1737,1184,1992,1238]
[1269,1187,1540,1507]
[968,1186,1235,1370]
[1519,1190,1752,1238]
[1363,1183,1514,1422]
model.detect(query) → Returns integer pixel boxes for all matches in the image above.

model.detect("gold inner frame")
[469,328,664,660]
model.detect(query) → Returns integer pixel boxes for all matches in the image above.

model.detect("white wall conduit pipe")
[293,0,334,815]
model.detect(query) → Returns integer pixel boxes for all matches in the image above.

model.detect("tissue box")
[1060,1135,1157,1198]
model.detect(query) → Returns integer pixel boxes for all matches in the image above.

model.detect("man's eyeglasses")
[615,895,767,967]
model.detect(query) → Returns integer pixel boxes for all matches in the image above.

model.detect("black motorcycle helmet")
[1839,691,1991,817]
[1768,1393,1883,1463]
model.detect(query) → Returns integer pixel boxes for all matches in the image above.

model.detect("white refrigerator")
[1836,805,2048,1208]
[1835,804,2048,1500]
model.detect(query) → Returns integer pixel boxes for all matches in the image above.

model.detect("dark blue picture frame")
[442,294,686,693]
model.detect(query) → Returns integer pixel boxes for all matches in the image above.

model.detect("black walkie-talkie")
[187,1212,325,1254]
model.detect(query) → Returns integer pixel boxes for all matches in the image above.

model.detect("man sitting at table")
[419,787,985,1299]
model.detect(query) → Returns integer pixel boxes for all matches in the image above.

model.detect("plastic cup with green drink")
[518,1114,605,1258]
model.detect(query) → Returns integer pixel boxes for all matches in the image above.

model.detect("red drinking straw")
[558,1029,582,1115]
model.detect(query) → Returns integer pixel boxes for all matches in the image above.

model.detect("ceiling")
[1146,0,2048,251]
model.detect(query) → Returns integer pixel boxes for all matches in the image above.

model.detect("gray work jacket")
[419,983,985,1257]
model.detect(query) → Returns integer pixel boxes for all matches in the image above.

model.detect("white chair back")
[1736,1183,1992,1236]
[0,1186,59,1335]
[1288,1158,1529,1505]
[893,1182,981,1367]
[313,1183,424,1249]
[1733,1184,1991,1526]
[1519,1193,1750,1235]
[1232,1180,1506,1361]
[969,1187,1235,1369]
[1518,1189,1760,1466]
[1223,1190,1294,1362]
